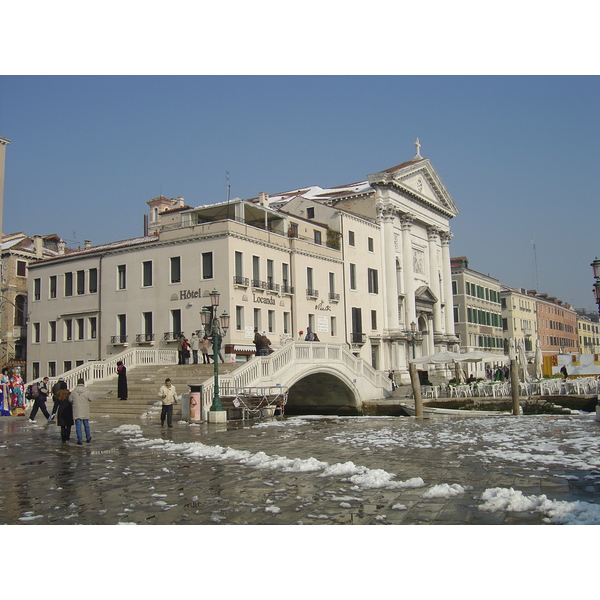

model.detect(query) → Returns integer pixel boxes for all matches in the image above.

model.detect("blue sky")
[1,75,599,311]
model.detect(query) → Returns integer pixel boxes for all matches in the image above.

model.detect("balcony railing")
[306,288,319,298]
[233,275,249,287]
[265,281,280,293]
[281,285,294,295]
[251,279,267,290]
[136,333,155,343]
[110,335,128,345]
[351,332,366,345]
[328,292,340,302]
[163,332,183,342]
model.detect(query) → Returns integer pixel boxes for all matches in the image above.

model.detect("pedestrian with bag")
[190,332,200,364]
[28,377,51,423]
[70,378,93,445]
[201,336,211,364]
[158,378,178,427]
[178,333,188,365]
[49,377,67,422]
[54,385,73,443]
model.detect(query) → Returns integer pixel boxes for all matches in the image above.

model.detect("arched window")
[14,295,26,326]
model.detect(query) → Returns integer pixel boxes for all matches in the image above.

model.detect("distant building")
[0,232,68,377]
[577,314,600,354]
[451,256,503,353]
[528,290,578,357]
[500,285,538,358]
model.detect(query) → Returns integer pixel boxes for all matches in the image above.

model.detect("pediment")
[368,158,459,218]
[415,285,438,304]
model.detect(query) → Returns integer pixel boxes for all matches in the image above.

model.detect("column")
[427,227,443,334]
[400,214,415,327]
[379,204,400,332]
[440,231,455,336]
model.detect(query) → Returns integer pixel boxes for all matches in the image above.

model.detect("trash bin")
[188,384,203,422]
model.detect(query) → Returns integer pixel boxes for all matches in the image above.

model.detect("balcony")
[351,332,366,345]
[281,284,294,295]
[306,288,319,299]
[110,335,128,346]
[328,292,340,302]
[251,279,267,290]
[233,275,249,287]
[265,281,280,293]
[135,333,155,344]
[163,332,182,342]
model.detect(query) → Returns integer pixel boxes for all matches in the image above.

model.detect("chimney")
[58,240,66,255]
[259,192,269,207]
[84,240,91,249]
[33,235,43,258]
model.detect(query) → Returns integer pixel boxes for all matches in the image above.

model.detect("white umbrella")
[534,339,543,380]
[518,339,529,382]
[409,350,464,365]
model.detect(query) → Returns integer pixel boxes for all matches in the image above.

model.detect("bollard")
[409,362,423,418]
[510,359,520,415]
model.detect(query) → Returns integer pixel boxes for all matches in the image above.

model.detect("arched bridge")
[209,342,391,416]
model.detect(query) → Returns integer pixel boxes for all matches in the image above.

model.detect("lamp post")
[406,321,423,359]
[200,289,230,424]
[591,258,600,316]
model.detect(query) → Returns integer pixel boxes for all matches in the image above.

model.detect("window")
[282,263,290,291]
[253,308,261,331]
[142,261,153,287]
[330,316,337,337]
[89,268,98,293]
[283,312,290,335]
[452,280,457,295]
[235,306,243,331]
[268,310,275,333]
[307,207,315,219]
[14,296,26,326]
[32,362,40,380]
[117,314,126,338]
[267,260,274,287]
[77,270,85,294]
[65,319,72,341]
[77,318,85,340]
[314,230,322,245]
[171,309,182,336]
[252,256,260,281]
[329,272,335,295]
[307,267,315,295]
[368,268,379,294]
[349,231,355,246]
[117,265,126,290]
[289,222,299,237]
[235,252,243,278]
[33,322,40,343]
[17,260,27,277]
[49,321,57,342]
[65,272,73,296]
[454,306,459,323]
[350,264,356,290]
[202,252,213,279]
[143,312,153,336]
[371,310,377,330]
[34,278,41,301]
[368,237,374,252]
[50,275,57,299]
[63,361,72,373]
[170,257,181,284]
[48,362,56,378]
[89,317,97,339]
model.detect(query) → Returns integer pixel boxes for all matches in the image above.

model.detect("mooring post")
[409,362,423,418]
[510,359,520,415]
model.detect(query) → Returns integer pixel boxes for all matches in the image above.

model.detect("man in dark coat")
[55,387,73,442]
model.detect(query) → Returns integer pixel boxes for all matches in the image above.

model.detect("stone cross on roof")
[413,137,422,159]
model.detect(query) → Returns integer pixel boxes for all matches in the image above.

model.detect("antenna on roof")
[226,171,231,203]
[532,239,539,290]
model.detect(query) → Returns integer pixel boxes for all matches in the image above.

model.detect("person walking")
[54,385,73,443]
[258,332,271,356]
[157,378,178,427]
[201,336,211,364]
[388,370,397,391]
[211,335,225,363]
[177,333,188,365]
[305,327,315,341]
[28,377,51,423]
[117,361,128,400]
[253,327,262,356]
[70,378,93,445]
[49,377,68,422]
[190,332,200,364]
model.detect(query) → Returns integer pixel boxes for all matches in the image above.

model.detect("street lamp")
[200,289,230,423]
[406,321,423,359]
[591,258,600,316]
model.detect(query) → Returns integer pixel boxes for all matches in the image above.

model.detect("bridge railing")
[199,342,390,417]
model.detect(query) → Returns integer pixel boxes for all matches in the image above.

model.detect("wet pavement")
[1,411,599,525]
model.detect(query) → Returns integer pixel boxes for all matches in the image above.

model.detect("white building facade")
[27,145,460,384]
